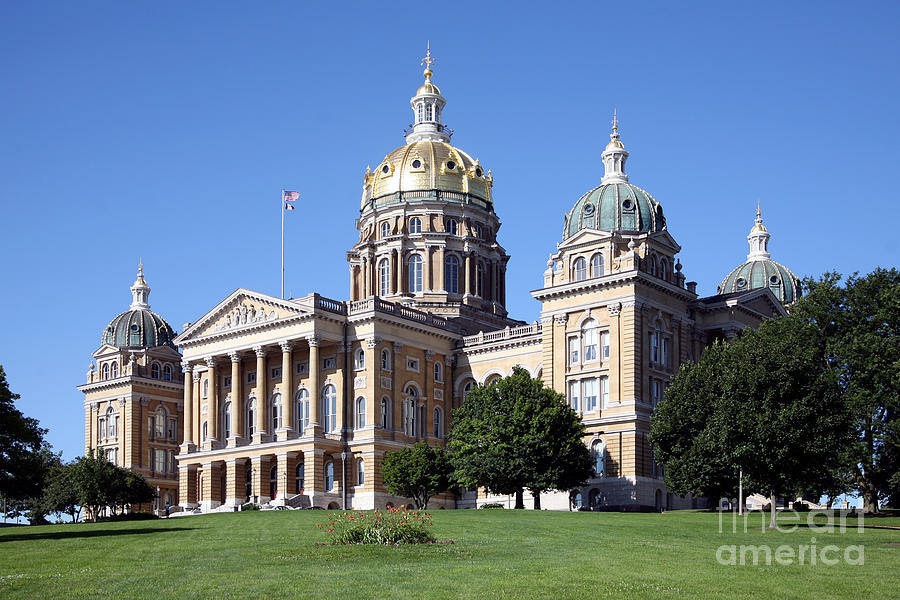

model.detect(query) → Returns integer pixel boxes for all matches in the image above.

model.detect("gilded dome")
[718,259,800,304]
[417,81,441,95]
[102,308,177,349]
[361,140,493,212]
[563,182,666,240]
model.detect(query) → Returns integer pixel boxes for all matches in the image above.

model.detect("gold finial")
[612,108,619,132]
[756,199,761,218]
[138,257,143,274]
[421,41,435,79]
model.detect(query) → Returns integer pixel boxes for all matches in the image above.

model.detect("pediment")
[558,228,611,250]
[739,290,787,318]
[175,288,312,343]
[92,343,122,358]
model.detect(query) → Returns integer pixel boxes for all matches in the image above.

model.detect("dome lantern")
[601,110,629,184]
[130,260,151,309]
[747,201,771,260]
[406,42,451,144]
[102,264,177,349]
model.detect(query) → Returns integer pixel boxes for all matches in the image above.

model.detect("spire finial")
[756,199,761,218]
[421,41,435,79]
[138,257,143,275]
[612,108,619,132]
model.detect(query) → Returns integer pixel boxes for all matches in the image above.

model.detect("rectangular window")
[148,416,155,439]
[406,357,419,372]
[568,337,579,365]
[169,451,177,474]
[583,328,598,361]
[296,361,309,375]
[651,379,660,407]
[601,331,610,361]
[223,375,232,388]
[568,380,579,411]
[154,449,166,474]
[247,371,256,384]
[600,376,609,408]
[662,337,671,367]
[270,367,282,380]
[323,356,336,370]
[434,363,443,383]
[167,418,176,440]
[651,332,660,364]
[583,379,597,412]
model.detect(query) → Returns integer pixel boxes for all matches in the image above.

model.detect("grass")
[0,509,897,599]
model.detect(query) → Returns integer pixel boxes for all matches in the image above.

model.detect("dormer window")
[380,222,390,239]
[446,218,458,235]
[409,217,422,234]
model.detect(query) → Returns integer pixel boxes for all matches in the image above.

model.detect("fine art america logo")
[716,501,865,567]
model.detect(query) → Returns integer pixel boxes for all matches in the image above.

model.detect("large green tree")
[651,315,851,527]
[447,367,592,509]
[0,365,47,502]
[70,449,155,520]
[790,269,900,512]
[381,441,452,509]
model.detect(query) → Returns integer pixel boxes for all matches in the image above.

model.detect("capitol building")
[78,51,799,512]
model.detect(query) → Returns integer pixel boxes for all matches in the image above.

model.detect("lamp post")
[340,449,348,510]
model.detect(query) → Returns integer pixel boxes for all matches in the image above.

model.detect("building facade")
[81,52,799,512]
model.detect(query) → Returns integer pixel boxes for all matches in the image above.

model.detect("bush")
[479,503,504,509]
[317,507,435,545]
[241,503,260,511]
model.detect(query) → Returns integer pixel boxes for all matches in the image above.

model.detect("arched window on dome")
[101,363,110,380]
[355,347,365,370]
[659,258,669,282]
[151,362,160,379]
[409,217,422,234]
[110,361,118,378]
[590,253,604,278]
[380,222,390,239]
[573,257,587,281]
[445,255,459,294]
[445,218,458,235]
[408,255,423,293]
[296,389,309,435]
[378,258,390,296]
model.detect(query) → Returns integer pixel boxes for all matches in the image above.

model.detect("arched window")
[101,363,109,380]
[463,380,476,400]
[323,385,337,432]
[325,461,334,491]
[381,348,391,370]
[202,378,209,398]
[648,255,658,276]
[296,463,305,493]
[445,218,458,235]
[106,406,117,438]
[582,319,598,361]
[223,402,232,439]
[659,258,668,282]
[408,255,423,293]
[380,222,390,239]
[163,364,172,381]
[572,491,583,509]
[592,439,605,476]
[355,348,365,370]
[409,217,422,234]
[404,385,418,437]
[475,261,485,297]
[590,253,604,277]
[356,396,366,429]
[433,408,442,439]
[110,361,118,378]
[573,257,587,281]
[378,258,390,296]
[201,421,208,442]
[434,362,443,382]
[589,488,601,508]
[151,362,160,379]
[246,398,256,437]
[445,255,459,294]
[473,223,483,239]
[271,393,283,431]
[356,458,365,486]
[269,465,277,499]
[153,406,167,438]
[380,396,390,429]
[296,389,309,435]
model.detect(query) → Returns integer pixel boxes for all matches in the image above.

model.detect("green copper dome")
[563,182,666,240]
[718,259,800,304]
[102,308,177,349]
[101,265,177,349]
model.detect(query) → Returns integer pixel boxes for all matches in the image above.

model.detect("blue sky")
[1,1,898,463]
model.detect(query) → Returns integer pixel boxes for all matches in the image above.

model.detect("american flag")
[283,190,300,202]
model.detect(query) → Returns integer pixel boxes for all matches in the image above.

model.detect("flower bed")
[316,507,450,546]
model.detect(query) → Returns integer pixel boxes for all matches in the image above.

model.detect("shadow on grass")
[0,526,194,543]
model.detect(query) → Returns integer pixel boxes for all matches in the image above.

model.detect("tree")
[69,449,153,520]
[448,367,592,509]
[41,462,81,522]
[790,269,900,513]
[382,441,452,509]
[651,315,852,527]
[0,365,47,502]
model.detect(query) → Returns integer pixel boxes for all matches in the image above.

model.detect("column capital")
[253,345,267,358]
[608,302,622,316]
[228,351,241,363]
[424,350,435,362]
[306,335,321,347]
[204,356,218,368]
[192,371,202,382]
[279,341,293,353]
[554,313,568,326]
[337,343,349,353]
[365,336,381,349]
[182,361,193,373]
[393,341,404,352]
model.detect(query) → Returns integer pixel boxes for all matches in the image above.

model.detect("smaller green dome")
[563,182,666,240]
[718,259,800,304]
[103,308,177,349]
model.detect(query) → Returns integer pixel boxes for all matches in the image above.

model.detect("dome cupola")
[717,205,801,304]
[102,263,177,349]
[562,114,666,240]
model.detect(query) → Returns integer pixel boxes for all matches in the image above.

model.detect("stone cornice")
[78,376,184,395]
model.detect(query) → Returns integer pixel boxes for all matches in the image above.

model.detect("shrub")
[241,503,260,511]
[318,507,435,545]
[479,503,504,509]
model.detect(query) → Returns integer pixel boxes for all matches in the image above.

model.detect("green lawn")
[0,509,897,599]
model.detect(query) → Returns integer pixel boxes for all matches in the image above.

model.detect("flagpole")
[281,188,285,299]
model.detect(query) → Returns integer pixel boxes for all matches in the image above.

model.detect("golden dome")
[605,138,625,151]
[417,81,442,95]
[362,141,492,210]
[750,222,768,233]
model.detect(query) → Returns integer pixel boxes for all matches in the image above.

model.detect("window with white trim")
[271,393,283,431]
[296,361,308,375]
[323,385,337,432]
[163,364,172,381]
[296,389,310,434]
[381,348,391,371]
[355,348,365,370]
[356,396,366,429]
[573,257,587,281]
[409,217,422,234]
[111,361,119,378]
[591,253,604,277]
[600,376,609,408]
[270,366,282,380]
[445,255,459,294]
[202,378,209,398]
[408,254,423,292]
[101,363,110,380]
[568,336,579,365]
[433,407,443,438]
[247,370,256,384]
[151,362,160,379]
[223,375,232,388]
[568,380,580,411]
[583,379,598,412]
[601,331,610,361]
[434,361,443,382]
[323,356,336,370]
[378,258,390,296]
[325,461,334,491]
[380,221,390,239]
[246,399,256,437]
[380,396,390,429]
[592,439,605,477]
[356,458,365,486]
[582,319,598,361]
[406,357,419,372]
[445,218,458,235]
[403,385,418,437]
